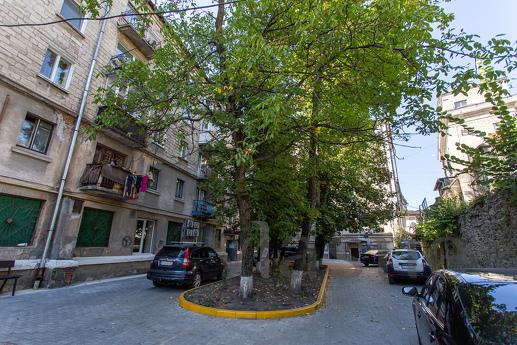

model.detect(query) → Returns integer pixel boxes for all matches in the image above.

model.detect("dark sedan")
[360,249,387,266]
[402,269,517,345]
[147,245,225,288]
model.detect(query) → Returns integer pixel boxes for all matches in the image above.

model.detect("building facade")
[436,84,517,201]
[0,0,222,289]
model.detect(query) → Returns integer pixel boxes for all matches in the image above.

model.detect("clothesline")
[124,174,148,200]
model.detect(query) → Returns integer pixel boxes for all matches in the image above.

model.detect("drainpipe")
[35,4,111,288]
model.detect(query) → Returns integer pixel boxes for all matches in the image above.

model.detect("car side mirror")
[402,286,419,297]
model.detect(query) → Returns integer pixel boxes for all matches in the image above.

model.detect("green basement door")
[0,194,42,246]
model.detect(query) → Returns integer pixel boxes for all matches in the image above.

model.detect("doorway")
[133,219,155,253]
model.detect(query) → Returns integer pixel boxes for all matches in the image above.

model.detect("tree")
[83,0,517,297]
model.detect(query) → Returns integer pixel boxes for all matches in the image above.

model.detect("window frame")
[179,141,188,159]
[148,167,160,191]
[59,0,87,33]
[39,48,74,90]
[16,114,54,155]
[175,178,185,199]
[454,100,467,109]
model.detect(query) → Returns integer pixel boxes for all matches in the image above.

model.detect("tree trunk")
[237,191,254,298]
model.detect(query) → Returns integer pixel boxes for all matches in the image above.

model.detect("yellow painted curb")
[178,265,330,319]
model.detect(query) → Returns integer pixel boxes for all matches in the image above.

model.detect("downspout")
[35,4,111,288]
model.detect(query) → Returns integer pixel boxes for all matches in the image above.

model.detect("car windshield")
[391,251,420,260]
[156,247,185,258]
[458,283,517,344]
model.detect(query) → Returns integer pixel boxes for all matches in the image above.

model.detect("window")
[166,221,182,244]
[148,167,160,190]
[60,0,85,32]
[40,49,73,89]
[454,100,467,109]
[93,145,126,166]
[17,114,53,154]
[133,219,155,254]
[113,43,134,65]
[151,131,166,147]
[179,141,188,159]
[175,179,184,198]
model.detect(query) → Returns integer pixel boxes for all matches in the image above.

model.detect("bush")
[415,198,468,247]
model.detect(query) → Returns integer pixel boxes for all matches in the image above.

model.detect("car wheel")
[192,271,202,288]
[152,280,163,287]
[388,275,395,284]
[363,263,369,267]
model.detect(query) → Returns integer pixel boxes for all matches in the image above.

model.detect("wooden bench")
[0,261,21,296]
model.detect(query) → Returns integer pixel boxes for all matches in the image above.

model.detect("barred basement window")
[76,208,114,247]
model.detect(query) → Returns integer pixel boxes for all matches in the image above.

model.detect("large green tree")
[84,0,516,297]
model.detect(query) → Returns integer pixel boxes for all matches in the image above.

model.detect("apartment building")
[436,83,517,201]
[0,0,222,289]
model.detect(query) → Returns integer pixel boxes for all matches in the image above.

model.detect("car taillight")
[149,260,154,268]
[182,247,191,268]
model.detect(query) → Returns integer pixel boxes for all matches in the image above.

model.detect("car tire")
[192,271,202,288]
[388,275,395,284]
[152,280,163,288]
[363,263,369,267]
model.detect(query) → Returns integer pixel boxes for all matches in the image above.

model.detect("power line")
[0,1,242,28]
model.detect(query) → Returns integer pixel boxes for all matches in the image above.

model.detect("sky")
[395,0,517,209]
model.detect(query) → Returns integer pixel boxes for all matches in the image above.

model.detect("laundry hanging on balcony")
[123,174,148,200]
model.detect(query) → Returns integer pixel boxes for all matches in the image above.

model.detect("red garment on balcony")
[140,175,148,193]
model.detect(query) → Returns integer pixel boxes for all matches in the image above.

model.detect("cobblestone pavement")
[0,260,421,345]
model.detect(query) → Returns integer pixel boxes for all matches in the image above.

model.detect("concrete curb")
[178,265,330,319]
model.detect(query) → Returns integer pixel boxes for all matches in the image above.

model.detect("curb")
[178,265,330,319]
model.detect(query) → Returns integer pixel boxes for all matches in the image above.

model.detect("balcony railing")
[117,12,159,58]
[192,200,215,219]
[97,107,147,147]
[196,164,212,179]
[79,164,129,199]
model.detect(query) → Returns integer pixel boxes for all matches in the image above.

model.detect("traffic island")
[178,265,329,319]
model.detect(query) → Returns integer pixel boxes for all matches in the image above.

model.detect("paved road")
[0,260,421,345]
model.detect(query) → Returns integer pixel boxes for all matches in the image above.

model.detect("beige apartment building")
[435,83,517,202]
[0,0,222,289]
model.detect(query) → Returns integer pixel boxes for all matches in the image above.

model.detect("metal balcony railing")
[192,200,215,219]
[79,164,129,199]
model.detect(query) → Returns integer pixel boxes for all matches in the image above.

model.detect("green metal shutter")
[0,194,42,246]
[76,207,114,247]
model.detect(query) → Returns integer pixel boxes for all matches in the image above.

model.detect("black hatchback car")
[147,245,225,288]
[402,269,517,345]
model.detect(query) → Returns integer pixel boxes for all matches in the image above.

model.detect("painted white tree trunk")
[240,276,253,299]
[290,270,303,292]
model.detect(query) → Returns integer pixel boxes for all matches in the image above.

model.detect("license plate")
[400,263,416,267]
[160,260,173,266]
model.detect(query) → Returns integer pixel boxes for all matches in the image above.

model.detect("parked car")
[147,245,225,288]
[402,269,517,345]
[360,249,388,266]
[387,249,431,284]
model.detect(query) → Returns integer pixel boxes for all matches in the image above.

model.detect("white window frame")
[40,49,74,90]
[59,0,88,33]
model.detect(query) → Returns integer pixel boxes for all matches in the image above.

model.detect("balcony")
[192,200,215,219]
[98,107,147,148]
[117,12,159,59]
[79,164,129,199]
[196,164,212,179]
[198,131,212,145]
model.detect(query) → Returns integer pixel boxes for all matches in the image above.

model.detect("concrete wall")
[425,191,517,270]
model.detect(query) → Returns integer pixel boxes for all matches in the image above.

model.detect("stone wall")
[426,191,517,270]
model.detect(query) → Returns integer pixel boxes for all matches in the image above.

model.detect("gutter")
[35,4,111,288]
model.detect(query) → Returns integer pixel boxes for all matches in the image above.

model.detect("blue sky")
[395,0,517,210]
